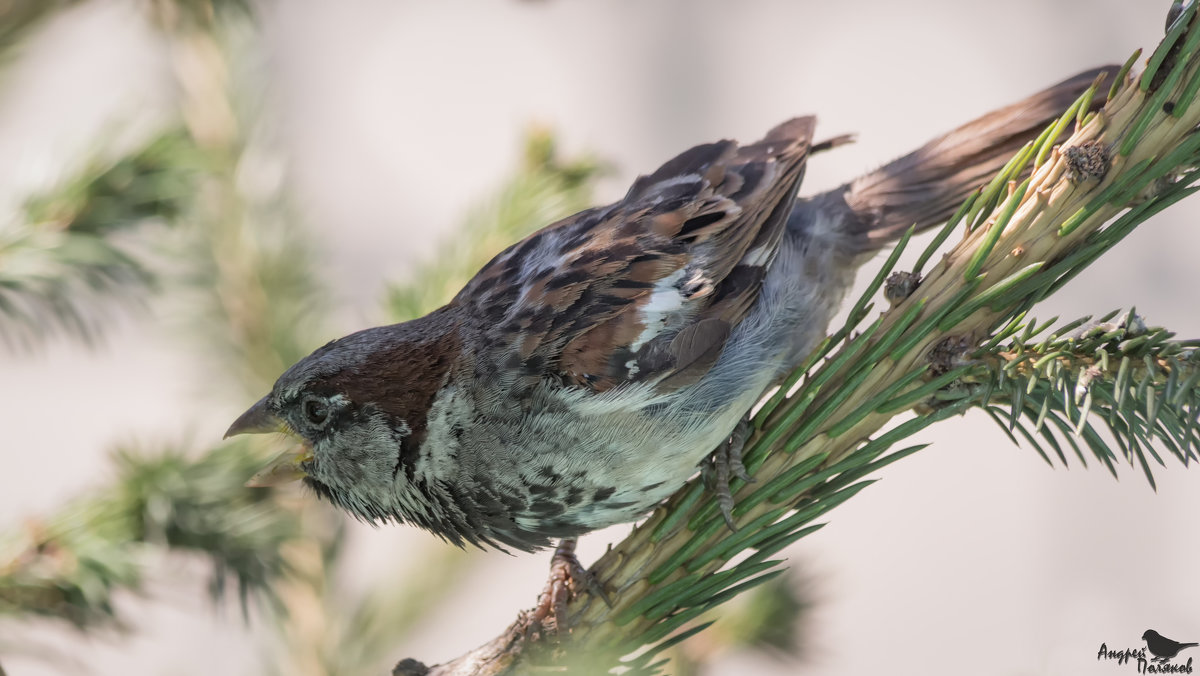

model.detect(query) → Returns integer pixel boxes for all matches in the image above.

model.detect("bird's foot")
[516,538,607,641]
[701,417,754,531]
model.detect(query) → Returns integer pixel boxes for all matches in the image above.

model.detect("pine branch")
[408,4,1200,674]
[0,131,201,348]
[974,310,1199,485]
[0,441,303,630]
[0,3,324,660]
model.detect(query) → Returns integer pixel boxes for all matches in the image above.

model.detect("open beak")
[245,446,314,487]
[226,396,313,487]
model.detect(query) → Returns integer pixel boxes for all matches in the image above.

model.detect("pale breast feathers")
[454,116,817,392]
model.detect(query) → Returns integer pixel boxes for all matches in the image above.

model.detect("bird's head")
[225,312,460,524]
[1144,630,1160,641]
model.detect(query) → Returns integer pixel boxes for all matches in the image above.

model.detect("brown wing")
[455,117,816,392]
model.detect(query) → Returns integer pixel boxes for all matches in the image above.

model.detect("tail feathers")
[797,64,1122,255]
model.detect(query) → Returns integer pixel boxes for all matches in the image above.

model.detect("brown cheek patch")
[326,328,462,451]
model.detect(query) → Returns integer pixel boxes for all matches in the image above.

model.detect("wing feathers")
[459,117,819,393]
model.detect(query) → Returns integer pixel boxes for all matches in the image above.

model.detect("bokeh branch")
[0,3,603,675]
[0,131,201,347]
[0,8,607,675]
[0,441,302,629]
[0,0,84,57]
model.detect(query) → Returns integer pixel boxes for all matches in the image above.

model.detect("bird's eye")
[303,397,330,428]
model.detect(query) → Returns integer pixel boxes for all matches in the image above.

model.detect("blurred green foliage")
[0,0,84,54]
[0,131,202,346]
[0,441,300,628]
[22,131,201,235]
[0,4,613,674]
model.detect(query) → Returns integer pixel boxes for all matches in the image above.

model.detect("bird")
[226,67,1116,595]
[1143,630,1199,662]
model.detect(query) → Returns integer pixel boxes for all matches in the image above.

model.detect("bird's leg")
[517,538,608,640]
[702,416,754,531]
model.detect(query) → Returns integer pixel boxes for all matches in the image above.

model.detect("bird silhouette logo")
[1099,629,1198,673]
[1143,630,1199,663]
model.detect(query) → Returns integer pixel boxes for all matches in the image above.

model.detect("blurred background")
[1,1,1198,675]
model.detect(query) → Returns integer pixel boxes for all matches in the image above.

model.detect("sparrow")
[1143,630,1199,661]
[227,66,1117,554]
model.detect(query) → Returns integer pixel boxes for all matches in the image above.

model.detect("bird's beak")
[245,446,313,487]
[225,396,313,487]
[225,396,283,438]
